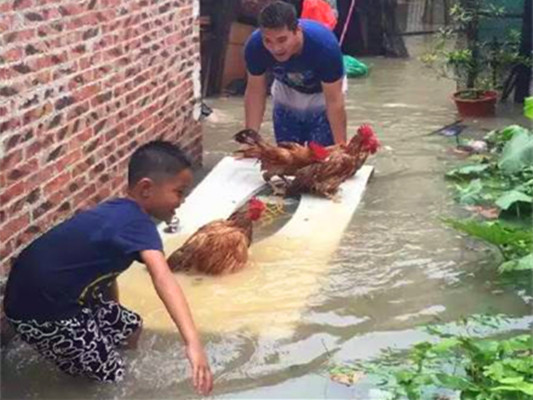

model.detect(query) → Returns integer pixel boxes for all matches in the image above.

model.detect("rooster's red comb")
[357,124,375,138]
[308,141,329,160]
[248,197,266,210]
[357,124,380,154]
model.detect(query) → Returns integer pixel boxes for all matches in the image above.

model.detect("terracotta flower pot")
[452,90,498,118]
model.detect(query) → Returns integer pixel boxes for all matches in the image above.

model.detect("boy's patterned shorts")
[7,300,142,382]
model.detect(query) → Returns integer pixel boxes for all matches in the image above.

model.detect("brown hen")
[288,125,380,198]
[233,129,328,185]
[167,198,266,275]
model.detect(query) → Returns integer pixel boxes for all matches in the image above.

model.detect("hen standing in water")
[167,198,266,275]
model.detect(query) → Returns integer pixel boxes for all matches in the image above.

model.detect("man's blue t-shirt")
[245,19,344,95]
[4,198,163,322]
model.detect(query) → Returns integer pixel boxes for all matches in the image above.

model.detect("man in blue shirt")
[3,141,212,394]
[244,0,346,146]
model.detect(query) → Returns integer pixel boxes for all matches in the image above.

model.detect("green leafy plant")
[442,218,532,272]
[446,126,533,217]
[341,315,533,400]
[421,0,529,99]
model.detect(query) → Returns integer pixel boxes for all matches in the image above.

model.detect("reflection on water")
[2,37,531,399]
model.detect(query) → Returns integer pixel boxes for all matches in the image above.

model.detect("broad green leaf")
[503,335,533,351]
[486,125,527,145]
[457,179,484,205]
[442,219,532,248]
[491,381,533,396]
[503,358,533,374]
[472,339,499,355]
[430,338,461,353]
[498,254,533,272]
[484,361,506,380]
[498,130,533,174]
[525,97,533,119]
[446,164,490,180]
[498,377,525,384]
[434,373,473,390]
[495,190,532,210]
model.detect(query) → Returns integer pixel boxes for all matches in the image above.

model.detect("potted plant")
[421,0,528,117]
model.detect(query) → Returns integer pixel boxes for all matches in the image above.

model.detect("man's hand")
[244,72,268,133]
[186,340,213,395]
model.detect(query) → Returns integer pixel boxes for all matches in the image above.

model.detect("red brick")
[27,55,54,71]
[0,180,25,205]
[73,83,101,102]
[43,171,70,196]
[0,149,23,170]
[0,238,15,265]
[14,224,42,249]
[4,28,36,44]
[7,158,39,182]
[25,162,54,187]
[0,212,30,243]
[73,183,96,205]
[58,2,86,17]
[25,133,55,158]
[1,47,23,62]
[21,101,53,125]
[55,148,82,171]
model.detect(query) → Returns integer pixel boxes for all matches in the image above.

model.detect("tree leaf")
[525,97,533,120]
[457,179,484,205]
[498,254,533,272]
[446,164,490,180]
[442,219,532,249]
[498,129,533,174]
[495,190,532,210]
[430,338,461,353]
[491,382,533,396]
[486,124,527,146]
[434,373,473,390]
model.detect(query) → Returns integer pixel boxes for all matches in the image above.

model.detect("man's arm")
[322,78,347,144]
[141,249,213,395]
[244,72,267,132]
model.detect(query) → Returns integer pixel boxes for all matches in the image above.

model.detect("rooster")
[288,124,380,199]
[233,129,329,186]
[167,198,266,275]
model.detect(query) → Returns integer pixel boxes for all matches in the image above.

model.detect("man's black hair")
[258,1,299,31]
[128,140,192,186]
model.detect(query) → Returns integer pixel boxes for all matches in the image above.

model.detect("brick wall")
[0,0,203,276]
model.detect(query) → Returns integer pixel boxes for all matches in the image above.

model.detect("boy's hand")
[141,250,213,395]
[186,341,213,395]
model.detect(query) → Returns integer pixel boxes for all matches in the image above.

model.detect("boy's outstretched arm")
[141,249,213,395]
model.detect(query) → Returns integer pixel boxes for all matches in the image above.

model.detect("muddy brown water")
[2,37,531,399]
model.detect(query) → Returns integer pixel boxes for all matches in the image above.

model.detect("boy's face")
[261,25,302,62]
[143,168,193,223]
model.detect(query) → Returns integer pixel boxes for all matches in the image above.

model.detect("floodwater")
[2,37,531,399]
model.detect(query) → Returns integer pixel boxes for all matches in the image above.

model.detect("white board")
[118,157,374,335]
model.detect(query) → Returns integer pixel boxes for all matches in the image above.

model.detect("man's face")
[261,26,301,62]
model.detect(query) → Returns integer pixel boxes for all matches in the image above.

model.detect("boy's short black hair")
[128,140,192,187]
[259,1,299,32]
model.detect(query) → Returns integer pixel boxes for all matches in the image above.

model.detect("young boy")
[3,141,213,394]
